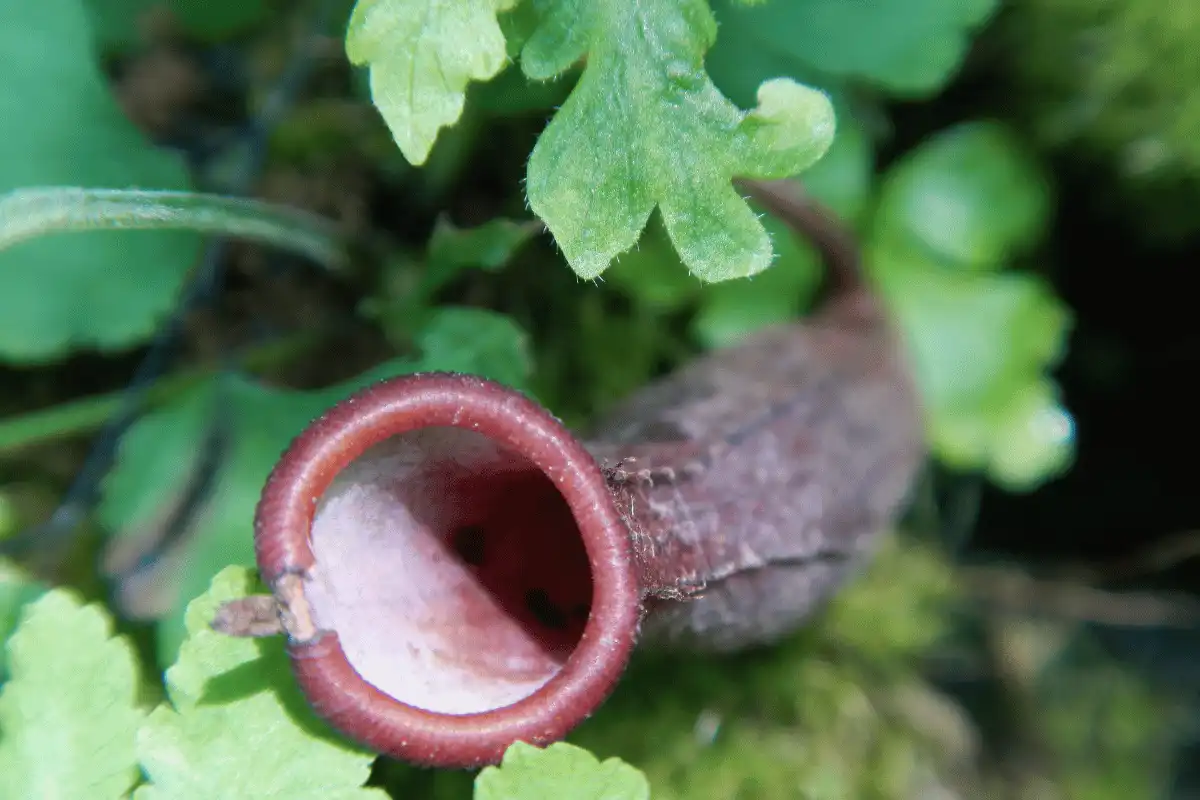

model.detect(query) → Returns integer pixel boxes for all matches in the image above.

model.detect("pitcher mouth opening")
[306,426,595,714]
[252,373,641,766]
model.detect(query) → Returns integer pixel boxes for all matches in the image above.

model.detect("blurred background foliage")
[0,0,1198,797]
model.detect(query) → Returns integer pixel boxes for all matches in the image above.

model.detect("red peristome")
[254,373,642,768]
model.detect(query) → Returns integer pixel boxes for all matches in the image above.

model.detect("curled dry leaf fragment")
[211,595,283,638]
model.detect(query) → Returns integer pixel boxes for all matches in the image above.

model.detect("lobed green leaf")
[346,0,518,165]
[608,112,871,347]
[135,567,386,799]
[476,741,650,800]
[424,216,541,296]
[0,590,144,799]
[874,122,1051,271]
[522,0,835,281]
[872,249,1073,490]
[866,120,1071,490]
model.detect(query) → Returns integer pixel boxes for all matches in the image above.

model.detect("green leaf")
[475,741,650,800]
[424,216,540,296]
[135,567,387,799]
[100,313,531,663]
[0,0,199,362]
[416,307,533,388]
[346,0,518,165]
[705,0,997,107]
[866,121,1069,490]
[0,590,144,799]
[477,5,574,112]
[522,0,835,282]
[874,122,1052,271]
[872,250,1074,490]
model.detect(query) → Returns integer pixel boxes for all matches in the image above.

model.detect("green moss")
[375,535,1176,798]
[1040,656,1176,800]
[565,536,975,799]
[822,537,958,663]
[997,0,1200,237]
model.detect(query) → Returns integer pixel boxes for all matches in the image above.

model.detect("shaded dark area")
[981,159,1200,573]
[886,29,1200,584]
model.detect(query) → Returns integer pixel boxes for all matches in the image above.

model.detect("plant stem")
[0,188,346,272]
